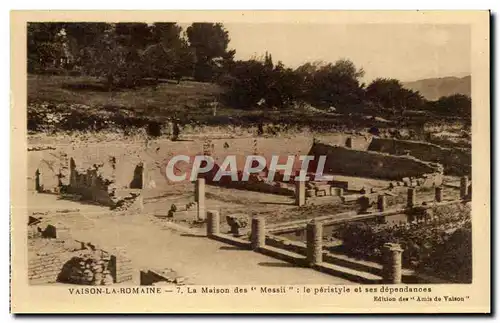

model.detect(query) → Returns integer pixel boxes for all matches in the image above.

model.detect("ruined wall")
[315,133,373,150]
[28,134,373,197]
[67,158,144,210]
[28,219,133,285]
[29,150,70,193]
[68,159,115,206]
[309,142,443,181]
[28,246,73,285]
[110,250,134,283]
[368,138,471,176]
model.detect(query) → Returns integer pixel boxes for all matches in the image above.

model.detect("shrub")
[334,203,471,282]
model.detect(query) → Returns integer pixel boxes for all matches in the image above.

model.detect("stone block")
[316,184,330,195]
[316,190,326,197]
[226,214,249,237]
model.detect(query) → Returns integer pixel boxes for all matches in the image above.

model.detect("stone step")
[314,262,383,284]
[258,245,307,267]
[324,252,382,276]
[210,233,251,249]
[323,252,415,279]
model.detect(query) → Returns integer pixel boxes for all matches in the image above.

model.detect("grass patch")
[27,74,467,135]
[28,74,224,119]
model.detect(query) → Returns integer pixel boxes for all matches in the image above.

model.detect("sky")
[183,23,471,83]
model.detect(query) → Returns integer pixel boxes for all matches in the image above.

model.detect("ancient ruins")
[28,133,471,285]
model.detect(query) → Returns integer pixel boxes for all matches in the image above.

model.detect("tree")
[432,94,471,119]
[186,23,235,81]
[27,23,66,72]
[63,23,111,57]
[297,59,365,110]
[151,22,182,45]
[143,23,195,83]
[266,61,301,109]
[114,23,153,49]
[220,59,268,109]
[366,78,424,117]
[79,25,144,90]
[220,53,301,111]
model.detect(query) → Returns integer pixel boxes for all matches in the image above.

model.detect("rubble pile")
[58,252,114,285]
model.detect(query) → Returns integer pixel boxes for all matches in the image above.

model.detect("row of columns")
[377,176,469,213]
[206,211,266,250]
[295,175,470,209]
[200,175,469,284]
[205,212,403,284]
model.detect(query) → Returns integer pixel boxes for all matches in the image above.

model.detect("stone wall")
[28,220,133,285]
[28,246,73,285]
[368,138,471,176]
[68,158,115,206]
[309,142,443,181]
[316,133,373,150]
[110,250,134,283]
[140,269,185,286]
[30,150,70,193]
[28,242,130,286]
[67,158,143,210]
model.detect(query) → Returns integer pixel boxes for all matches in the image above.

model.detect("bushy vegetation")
[28,22,471,135]
[334,203,472,283]
[28,22,234,88]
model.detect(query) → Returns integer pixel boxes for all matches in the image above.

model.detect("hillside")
[403,75,471,101]
[28,74,224,118]
[28,74,462,138]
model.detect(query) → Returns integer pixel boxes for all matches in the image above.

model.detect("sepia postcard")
[10,10,490,314]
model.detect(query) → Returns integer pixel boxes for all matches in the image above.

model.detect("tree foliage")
[296,59,365,110]
[27,22,471,122]
[365,78,425,116]
[220,52,301,110]
[77,25,145,90]
[186,23,235,82]
[143,23,195,82]
[431,94,471,118]
[27,23,67,72]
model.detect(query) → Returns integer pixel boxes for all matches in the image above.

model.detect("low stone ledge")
[265,235,307,255]
[313,262,382,284]
[257,245,307,267]
[210,233,251,249]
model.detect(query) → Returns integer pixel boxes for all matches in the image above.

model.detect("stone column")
[382,243,404,284]
[435,186,443,202]
[331,187,344,198]
[196,178,206,220]
[295,179,306,206]
[377,195,387,212]
[345,137,353,148]
[460,176,469,199]
[141,162,147,189]
[206,210,220,237]
[407,188,416,208]
[306,220,323,266]
[35,169,41,192]
[251,217,266,250]
[194,179,199,202]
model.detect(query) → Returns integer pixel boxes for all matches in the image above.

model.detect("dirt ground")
[28,193,350,285]
[26,129,466,286]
